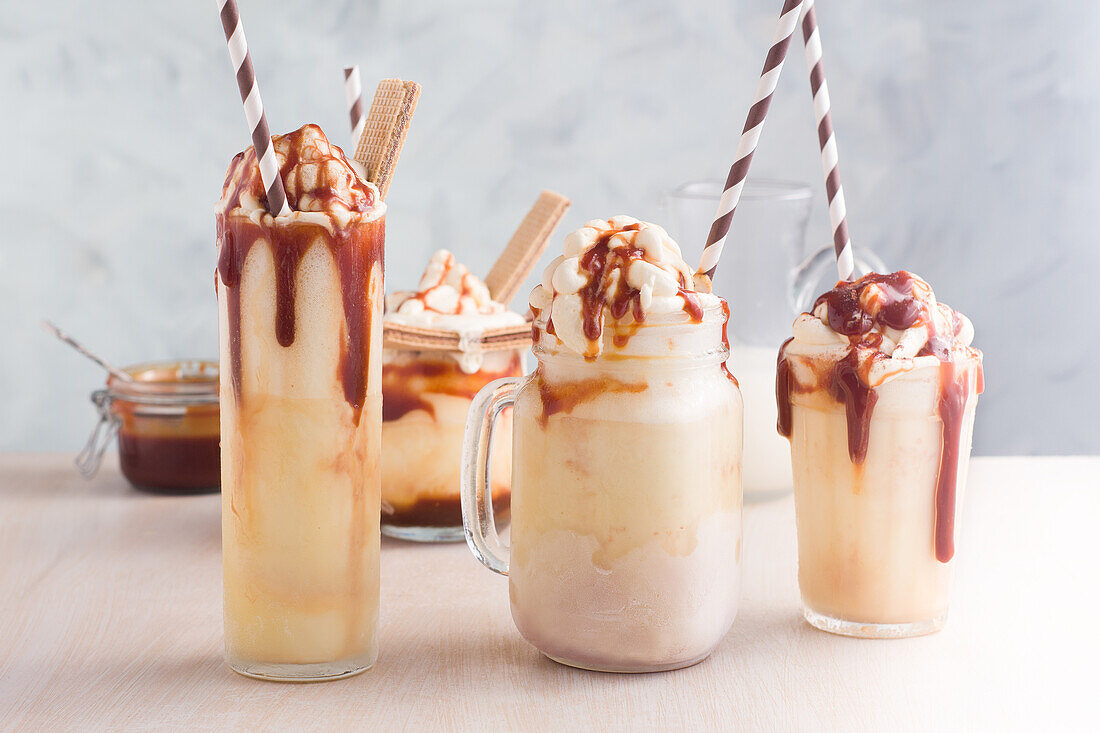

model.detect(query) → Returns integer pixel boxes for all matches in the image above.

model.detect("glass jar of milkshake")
[216,125,384,680]
[778,271,984,638]
[462,216,743,673]
[382,251,527,542]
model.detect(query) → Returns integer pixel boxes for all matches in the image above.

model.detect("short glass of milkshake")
[382,250,527,542]
[462,216,743,673]
[778,271,984,638]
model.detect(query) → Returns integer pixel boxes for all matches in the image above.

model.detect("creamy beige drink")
[778,271,983,637]
[463,216,743,673]
[382,251,526,541]
[216,125,384,679]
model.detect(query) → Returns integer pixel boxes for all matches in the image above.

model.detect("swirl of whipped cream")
[385,250,526,372]
[787,271,978,387]
[217,124,382,227]
[528,216,720,357]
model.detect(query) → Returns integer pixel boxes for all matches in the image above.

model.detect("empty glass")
[662,180,884,501]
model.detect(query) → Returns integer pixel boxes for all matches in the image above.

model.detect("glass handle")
[76,390,119,479]
[460,377,518,576]
[789,244,888,314]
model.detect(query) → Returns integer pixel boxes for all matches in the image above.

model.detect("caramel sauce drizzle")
[545,223,706,354]
[381,352,523,422]
[535,367,648,426]
[216,127,384,426]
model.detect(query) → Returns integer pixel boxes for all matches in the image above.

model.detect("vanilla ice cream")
[476,216,743,672]
[382,250,526,541]
[217,124,384,678]
[778,270,983,636]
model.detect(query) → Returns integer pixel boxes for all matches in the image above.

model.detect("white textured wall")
[3,0,1097,455]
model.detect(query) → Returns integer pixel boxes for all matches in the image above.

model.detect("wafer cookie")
[353,78,421,200]
[483,190,570,307]
[383,322,532,353]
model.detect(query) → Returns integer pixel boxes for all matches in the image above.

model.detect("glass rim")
[104,359,219,404]
[666,178,813,203]
[531,300,730,364]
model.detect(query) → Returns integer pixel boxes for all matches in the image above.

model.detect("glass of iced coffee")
[216,125,385,680]
[778,271,984,638]
[462,216,743,673]
[382,250,527,542]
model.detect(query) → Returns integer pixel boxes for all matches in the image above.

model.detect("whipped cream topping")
[217,124,383,226]
[385,250,526,373]
[528,216,721,357]
[785,271,978,388]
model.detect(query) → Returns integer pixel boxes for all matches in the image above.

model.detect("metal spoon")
[41,320,134,383]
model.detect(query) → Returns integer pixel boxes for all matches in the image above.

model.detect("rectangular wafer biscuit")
[383,322,532,352]
[353,78,421,200]
[483,190,570,307]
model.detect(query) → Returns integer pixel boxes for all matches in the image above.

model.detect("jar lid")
[106,359,219,406]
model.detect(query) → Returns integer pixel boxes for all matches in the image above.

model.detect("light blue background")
[3,1,1097,455]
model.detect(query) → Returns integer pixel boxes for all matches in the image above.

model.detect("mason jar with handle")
[461,303,743,673]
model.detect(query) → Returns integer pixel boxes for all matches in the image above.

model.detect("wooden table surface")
[0,454,1095,731]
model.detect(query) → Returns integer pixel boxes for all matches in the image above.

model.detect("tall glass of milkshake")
[382,250,527,542]
[216,125,385,679]
[462,216,743,672]
[778,271,983,638]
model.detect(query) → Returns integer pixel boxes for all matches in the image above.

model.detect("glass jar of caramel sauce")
[78,359,220,494]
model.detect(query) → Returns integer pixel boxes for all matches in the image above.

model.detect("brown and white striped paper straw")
[343,65,366,149]
[218,0,290,217]
[801,0,854,281]
[697,0,805,280]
